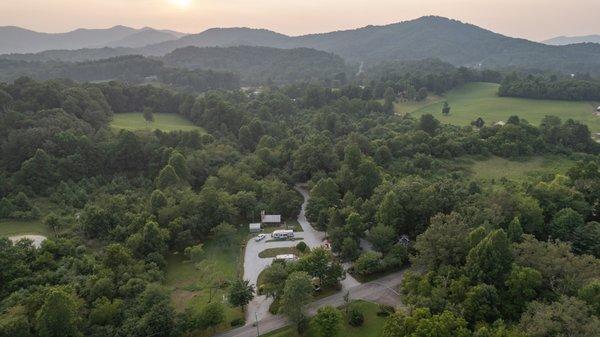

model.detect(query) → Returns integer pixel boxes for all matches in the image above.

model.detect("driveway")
[217,270,406,337]
[244,185,360,322]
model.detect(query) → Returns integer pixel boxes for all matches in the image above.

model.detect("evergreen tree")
[156,165,180,190]
[36,289,80,337]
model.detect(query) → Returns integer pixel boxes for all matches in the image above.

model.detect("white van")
[272,230,294,240]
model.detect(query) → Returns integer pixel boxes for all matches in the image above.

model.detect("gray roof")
[261,214,281,223]
[249,223,261,229]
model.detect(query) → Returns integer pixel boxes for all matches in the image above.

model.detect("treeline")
[0,55,240,93]
[499,72,600,101]
[366,59,502,96]
[163,45,350,86]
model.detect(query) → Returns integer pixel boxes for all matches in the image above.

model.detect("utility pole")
[255,312,260,336]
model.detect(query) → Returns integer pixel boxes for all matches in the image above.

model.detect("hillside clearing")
[111,112,204,132]
[404,82,600,132]
[464,155,575,182]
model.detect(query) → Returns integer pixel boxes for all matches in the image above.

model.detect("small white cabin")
[249,223,262,233]
[272,230,294,240]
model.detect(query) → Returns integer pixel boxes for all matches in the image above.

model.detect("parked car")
[255,234,266,241]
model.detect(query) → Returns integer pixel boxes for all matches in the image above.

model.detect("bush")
[348,307,364,327]
[230,318,245,327]
[296,241,309,253]
[354,251,383,276]
[377,304,395,317]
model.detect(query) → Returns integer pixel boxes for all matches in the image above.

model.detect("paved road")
[217,270,405,337]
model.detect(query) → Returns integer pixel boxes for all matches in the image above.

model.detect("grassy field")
[0,219,48,237]
[262,300,387,337]
[398,82,600,132]
[463,155,574,182]
[111,113,204,132]
[165,228,247,334]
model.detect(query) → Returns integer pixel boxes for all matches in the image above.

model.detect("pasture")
[399,82,600,132]
[111,112,204,132]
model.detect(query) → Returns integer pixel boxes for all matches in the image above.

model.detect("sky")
[1,0,599,41]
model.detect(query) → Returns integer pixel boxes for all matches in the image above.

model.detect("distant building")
[261,211,282,225]
[596,106,600,112]
[493,121,506,127]
[249,223,262,233]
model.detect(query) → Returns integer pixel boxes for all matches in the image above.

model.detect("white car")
[254,234,266,241]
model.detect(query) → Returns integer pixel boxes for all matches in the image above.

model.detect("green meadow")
[111,112,204,132]
[399,82,600,132]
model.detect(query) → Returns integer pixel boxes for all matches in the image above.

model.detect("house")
[272,230,294,240]
[249,223,262,233]
[261,211,282,225]
[493,121,506,127]
[596,106,600,112]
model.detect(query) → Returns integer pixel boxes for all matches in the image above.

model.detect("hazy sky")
[1,0,599,41]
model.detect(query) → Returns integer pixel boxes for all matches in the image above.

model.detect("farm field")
[262,300,387,337]
[164,228,247,334]
[463,155,575,182]
[399,82,600,132]
[111,112,204,132]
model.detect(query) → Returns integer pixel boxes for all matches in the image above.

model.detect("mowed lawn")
[262,300,387,337]
[404,82,600,132]
[0,219,48,237]
[164,227,247,335]
[464,155,575,182]
[111,113,204,132]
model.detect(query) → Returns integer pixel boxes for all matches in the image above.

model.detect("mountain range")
[2,16,600,75]
[0,25,186,54]
[543,35,600,45]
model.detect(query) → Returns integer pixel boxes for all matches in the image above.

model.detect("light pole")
[255,312,260,336]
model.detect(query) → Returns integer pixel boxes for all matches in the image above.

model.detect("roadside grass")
[462,155,575,182]
[111,112,205,132]
[261,300,387,337]
[164,227,248,334]
[258,246,304,258]
[407,82,600,132]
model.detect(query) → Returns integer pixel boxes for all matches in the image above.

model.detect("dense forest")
[1,68,600,337]
[499,72,600,101]
[0,56,240,93]
[163,46,350,86]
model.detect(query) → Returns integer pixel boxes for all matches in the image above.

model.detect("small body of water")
[9,235,47,248]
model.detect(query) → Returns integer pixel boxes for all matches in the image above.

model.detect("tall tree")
[280,271,313,326]
[228,279,254,312]
[36,289,80,337]
[313,306,342,337]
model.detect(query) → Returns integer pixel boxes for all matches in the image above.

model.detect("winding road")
[217,270,405,337]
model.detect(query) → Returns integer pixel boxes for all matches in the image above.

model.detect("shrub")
[348,307,364,327]
[377,304,395,317]
[296,241,309,253]
[230,318,245,327]
[354,251,383,276]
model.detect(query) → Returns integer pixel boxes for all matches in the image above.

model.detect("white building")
[261,210,282,225]
[275,254,298,262]
[249,223,262,233]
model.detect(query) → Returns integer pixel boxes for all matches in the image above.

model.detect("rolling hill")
[0,25,185,54]
[543,35,600,45]
[3,17,600,75]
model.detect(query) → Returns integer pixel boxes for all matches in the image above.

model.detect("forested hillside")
[6,16,600,75]
[163,46,350,85]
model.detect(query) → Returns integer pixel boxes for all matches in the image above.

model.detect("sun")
[169,0,192,9]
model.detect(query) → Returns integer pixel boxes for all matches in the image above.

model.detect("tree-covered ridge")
[0,56,240,93]
[163,46,350,86]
